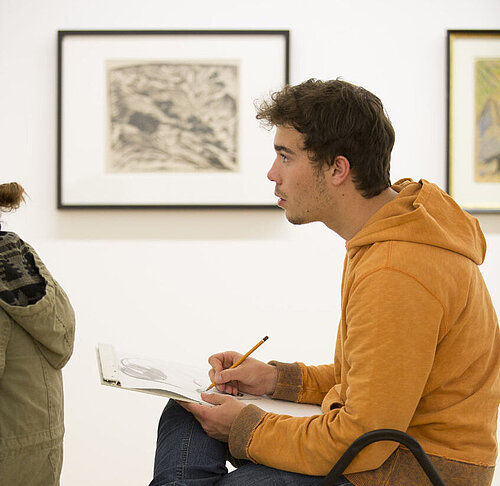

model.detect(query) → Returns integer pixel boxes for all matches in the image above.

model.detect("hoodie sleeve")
[228,269,443,476]
[258,360,337,405]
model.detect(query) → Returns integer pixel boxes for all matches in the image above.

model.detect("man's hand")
[178,392,246,442]
[208,351,278,396]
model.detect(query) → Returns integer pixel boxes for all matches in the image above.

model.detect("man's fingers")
[208,356,223,375]
[201,392,234,405]
[208,367,217,382]
[208,351,242,370]
[175,400,189,411]
[176,400,203,414]
[215,368,241,385]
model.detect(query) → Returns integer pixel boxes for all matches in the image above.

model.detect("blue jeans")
[149,400,353,486]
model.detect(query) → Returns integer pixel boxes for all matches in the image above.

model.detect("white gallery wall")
[1,0,499,484]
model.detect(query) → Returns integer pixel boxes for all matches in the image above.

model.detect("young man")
[149,79,499,486]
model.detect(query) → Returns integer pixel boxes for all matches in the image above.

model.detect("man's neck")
[324,185,398,241]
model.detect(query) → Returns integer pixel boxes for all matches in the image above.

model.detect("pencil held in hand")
[206,336,269,391]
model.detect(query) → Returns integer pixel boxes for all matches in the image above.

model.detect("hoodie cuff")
[267,361,303,402]
[228,404,267,460]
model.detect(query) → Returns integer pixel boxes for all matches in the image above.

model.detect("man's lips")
[275,192,286,207]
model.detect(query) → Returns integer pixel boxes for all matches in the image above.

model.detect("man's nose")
[267,158,280,183]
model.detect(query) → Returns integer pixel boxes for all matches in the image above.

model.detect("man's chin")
[285,213,307,225]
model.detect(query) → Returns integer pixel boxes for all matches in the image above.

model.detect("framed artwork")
[57,30,289,209]
[447,30,500,212]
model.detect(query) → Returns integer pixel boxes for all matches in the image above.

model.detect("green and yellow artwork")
[475,59,500,182]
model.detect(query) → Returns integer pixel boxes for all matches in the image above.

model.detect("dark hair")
[0,182,26,213]
[256,79,395,198]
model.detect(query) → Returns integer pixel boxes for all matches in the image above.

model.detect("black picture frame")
[57,30,290,209]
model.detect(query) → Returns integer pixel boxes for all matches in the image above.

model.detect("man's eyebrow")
[274,144,296,155]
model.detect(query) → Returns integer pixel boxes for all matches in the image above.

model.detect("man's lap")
[149,400,352,486]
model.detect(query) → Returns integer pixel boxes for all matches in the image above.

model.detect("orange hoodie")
[228,179,499,485]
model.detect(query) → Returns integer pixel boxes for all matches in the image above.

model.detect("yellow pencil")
[206,336,269,391]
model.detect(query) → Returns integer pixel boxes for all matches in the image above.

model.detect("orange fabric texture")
[228,179,499,484]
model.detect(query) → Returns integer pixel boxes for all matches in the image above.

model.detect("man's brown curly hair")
[256,79,395,198]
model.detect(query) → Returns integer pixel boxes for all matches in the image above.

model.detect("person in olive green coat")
[0,182,75,486]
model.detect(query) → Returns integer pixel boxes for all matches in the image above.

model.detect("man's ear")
[326,156,351,186]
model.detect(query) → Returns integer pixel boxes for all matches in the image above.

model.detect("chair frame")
[320,429,446,486]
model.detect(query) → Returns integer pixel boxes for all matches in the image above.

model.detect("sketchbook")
[96,343,321,417]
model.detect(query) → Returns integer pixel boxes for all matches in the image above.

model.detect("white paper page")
[114,349,321,417]
[115,350,210,403]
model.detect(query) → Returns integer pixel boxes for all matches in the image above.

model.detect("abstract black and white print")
[106,60,239,173]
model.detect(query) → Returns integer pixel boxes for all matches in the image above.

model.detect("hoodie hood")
[347,179,487,265]
[0,232,75,368]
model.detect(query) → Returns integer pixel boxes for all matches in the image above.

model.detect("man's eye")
[280,154,289,162]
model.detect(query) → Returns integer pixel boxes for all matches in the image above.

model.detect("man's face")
[267,126,330,225]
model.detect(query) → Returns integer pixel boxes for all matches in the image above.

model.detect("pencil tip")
[263,336,269,341]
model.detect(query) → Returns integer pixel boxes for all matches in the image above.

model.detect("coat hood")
[0,233,75,369]
[347,179,487,265]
